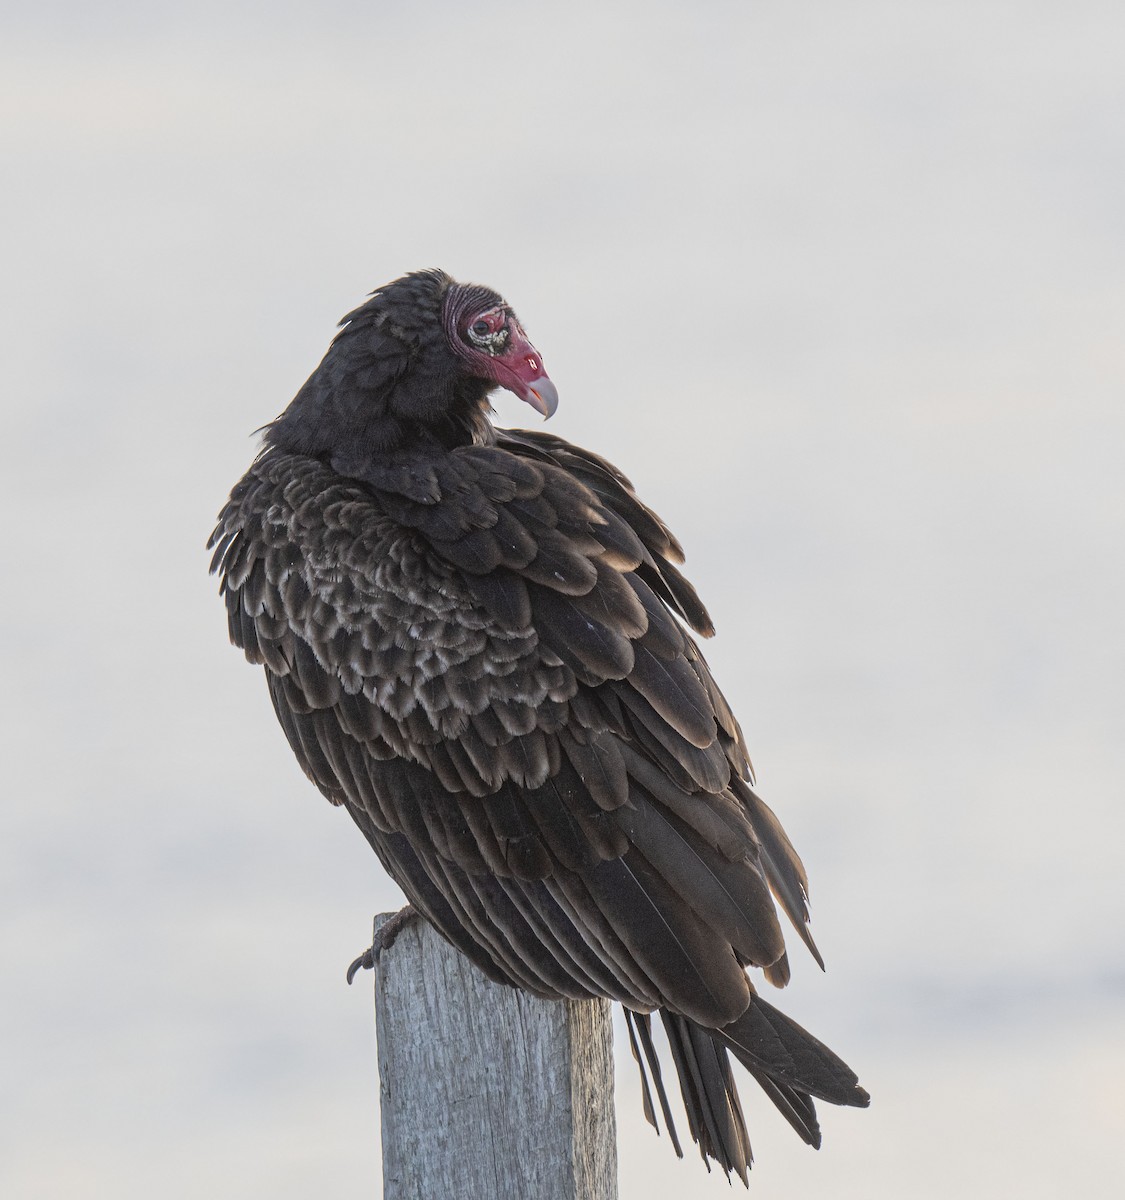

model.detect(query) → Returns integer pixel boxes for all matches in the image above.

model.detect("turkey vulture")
[209,269,868,1181]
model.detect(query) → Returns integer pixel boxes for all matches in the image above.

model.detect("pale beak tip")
[526,377,559,419]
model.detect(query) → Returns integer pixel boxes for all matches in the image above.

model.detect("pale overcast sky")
[3,3,1123,1198]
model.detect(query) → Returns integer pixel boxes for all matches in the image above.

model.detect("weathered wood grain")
[372,913,618,1200]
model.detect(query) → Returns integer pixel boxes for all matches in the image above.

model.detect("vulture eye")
[464,308,509,354]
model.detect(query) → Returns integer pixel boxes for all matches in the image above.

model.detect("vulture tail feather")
[659,1010,752,1182]
[625,1010,684,1157]
[623,1010,659,1134]
[743,1067,822,1148]
[717,993,870,1109]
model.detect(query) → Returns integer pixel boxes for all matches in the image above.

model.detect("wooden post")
[372,913,619,1200]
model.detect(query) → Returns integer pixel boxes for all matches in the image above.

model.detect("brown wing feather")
[209,429,863,1181]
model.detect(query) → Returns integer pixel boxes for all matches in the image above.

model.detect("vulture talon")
[345,948,374,985]
[346,904,418,984]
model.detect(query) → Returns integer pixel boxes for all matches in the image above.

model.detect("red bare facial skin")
[444,288,559,418]
[488,320,559,417]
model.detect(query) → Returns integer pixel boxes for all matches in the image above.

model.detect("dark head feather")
[264,270,554,467]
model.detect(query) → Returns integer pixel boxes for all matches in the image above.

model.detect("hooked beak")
[520,375,559,418]
[490,326,559,419]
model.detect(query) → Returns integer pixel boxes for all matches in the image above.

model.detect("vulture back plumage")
[209,268,868,1182]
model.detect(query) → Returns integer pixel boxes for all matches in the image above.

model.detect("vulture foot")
[346,904,418,984]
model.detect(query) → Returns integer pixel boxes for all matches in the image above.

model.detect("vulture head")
[265,269,557,462]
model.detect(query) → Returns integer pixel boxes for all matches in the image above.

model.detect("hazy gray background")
[3,2,1122,1197]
